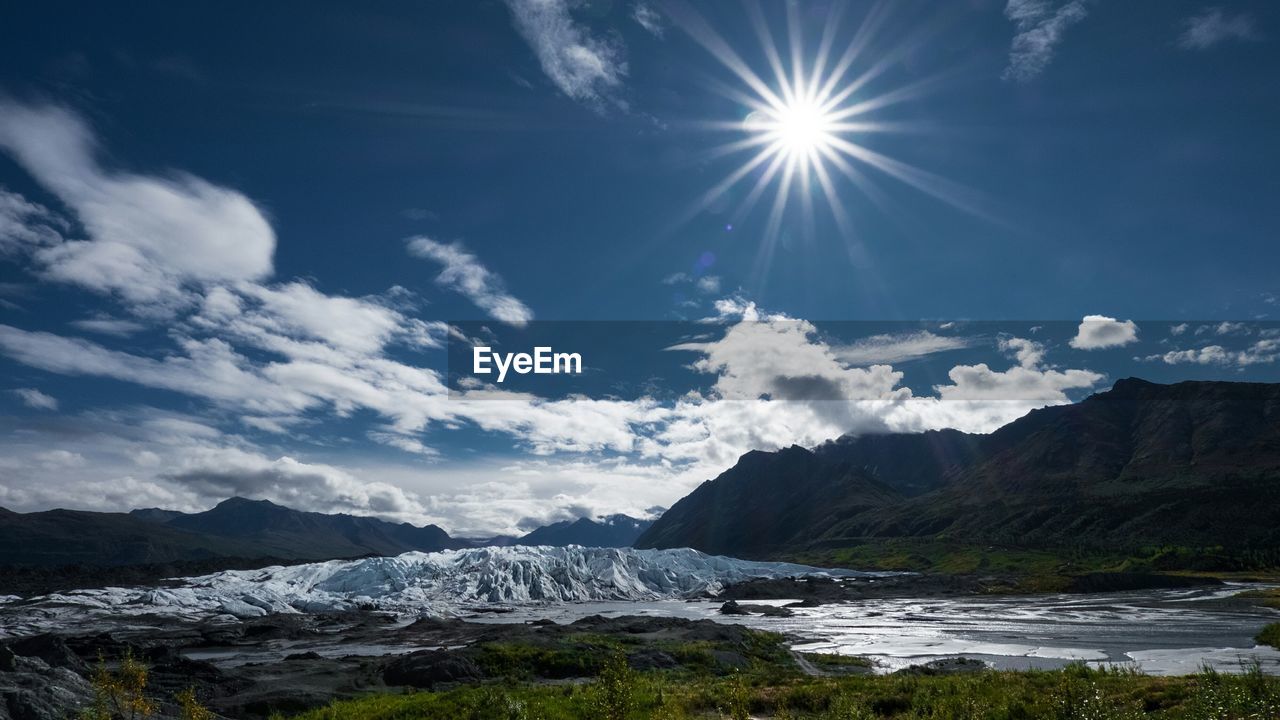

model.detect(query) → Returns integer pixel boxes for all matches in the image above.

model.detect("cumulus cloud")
[670,317,908,405]
[163,447,429,519]
[1145,338,1279,367]
[1002,0,1091,82]
[407,237,533,325]
[1000,336,1046,369]
[503,0,627,109]
[11,387,58,410]
[0,409,446,525]
[1069,314,1139,350]
[0,102,276,311]
[1178,8,1260,50]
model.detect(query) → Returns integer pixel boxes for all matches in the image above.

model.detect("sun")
[746,98,838,166]
[664,2,977,260]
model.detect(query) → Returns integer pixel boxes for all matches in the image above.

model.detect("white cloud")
[669,317,909,404]
[0,409,446,525]
[0,102,276,311]
[934,362,1102,403]
[1069,314,1139,350]
[631,2,665,38]
[1002,0,1091,82]
[0,106,1127,532]
[406,237,533,325]
[503,0,627,109]
[1214,321,1250,336]
[11,387,58,410]
[999,336,1046,369]
[662,272,721,297]
[163,447,430,519]
[0,187,65,254]
[69,316,147,337]
[1170,322,1189,336]
[695,275,721,294]
[1147,345,1230,366]
[834,330,976,366]
[1145,338,1279,367]
[1178,8,1260,50]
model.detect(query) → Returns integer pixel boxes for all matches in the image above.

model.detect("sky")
[0,0,1277,535]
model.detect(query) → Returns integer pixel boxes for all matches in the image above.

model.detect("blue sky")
[0,1,1277,534]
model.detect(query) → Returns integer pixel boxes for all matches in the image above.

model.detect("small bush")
[1257,622,1280,650]
[590,651,636,720]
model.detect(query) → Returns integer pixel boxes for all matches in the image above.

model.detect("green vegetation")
[787,539,1083,582]
[1238,588,1280,610]
[1259,623,1280,650]
[799,653,873,669]
[79,649,213,720]
[784,540,1280,592]
[291,662,1280,720]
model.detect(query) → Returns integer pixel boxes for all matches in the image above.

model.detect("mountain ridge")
[636,378,1280,560]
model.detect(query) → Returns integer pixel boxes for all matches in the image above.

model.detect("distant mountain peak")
[516,513,654,548]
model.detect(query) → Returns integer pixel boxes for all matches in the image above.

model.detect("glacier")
[0,546,871,636]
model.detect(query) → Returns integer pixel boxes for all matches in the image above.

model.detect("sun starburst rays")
[661,0,986,269]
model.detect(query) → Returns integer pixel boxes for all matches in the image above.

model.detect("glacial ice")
[0,546,866,633]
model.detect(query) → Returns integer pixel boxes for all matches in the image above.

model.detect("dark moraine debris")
[383,650,486,689]
[719,599,794,617]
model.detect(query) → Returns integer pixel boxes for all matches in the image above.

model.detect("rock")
[627,649,678,671]
[5,635,84,672]
[285,651,323,661]
[383,650,485,689]
[718,599,793,617]
[0,645,15,672]
[710,650,750,671]
[0,659,94,720]
[895,657,987,676]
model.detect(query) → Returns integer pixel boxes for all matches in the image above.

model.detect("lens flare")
[664,1,984,272]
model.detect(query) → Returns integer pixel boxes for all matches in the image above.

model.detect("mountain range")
[7,378,1277,572]
[636,379,1280,560]
[0,496,654,568]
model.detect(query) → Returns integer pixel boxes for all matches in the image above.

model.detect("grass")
[1238,587,1280,610]
[799,653,874,669]
[1259,623,1280,650]
[290,662,1280,720]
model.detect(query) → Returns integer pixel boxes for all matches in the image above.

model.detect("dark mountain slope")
[0,507,263,567]
[0,497,465,567]
[639,444,910,555]
[164,497,461,558]
[636,379,1280,557]
[516,514,653,547]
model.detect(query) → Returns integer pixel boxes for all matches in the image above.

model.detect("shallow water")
[467,585,1280,675]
